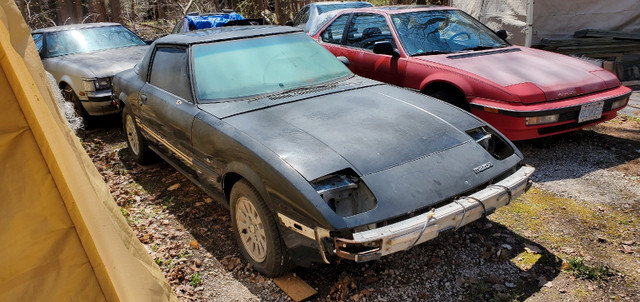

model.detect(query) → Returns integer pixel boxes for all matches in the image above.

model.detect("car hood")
[203,84,523,226]
[44,45,148,78]
[415,46,620,103]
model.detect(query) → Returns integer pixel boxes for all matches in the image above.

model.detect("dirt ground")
[79,109,640,301]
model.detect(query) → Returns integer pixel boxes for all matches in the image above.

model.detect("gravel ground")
[80,95,640,301]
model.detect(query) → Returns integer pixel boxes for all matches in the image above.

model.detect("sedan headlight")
[82,77,112,92]
[525,114,560,126]
[611,97,628,110]
[310,170,377,218]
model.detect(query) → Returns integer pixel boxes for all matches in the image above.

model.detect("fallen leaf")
[189,240,199,249]
[168,183,181,191]
[418,290,429,299]
[561,262,570,270]
[620,245,634,254]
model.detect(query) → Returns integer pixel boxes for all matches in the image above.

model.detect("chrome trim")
[136,120,191,163]
[277,213,315,239]
[335,165,535,262]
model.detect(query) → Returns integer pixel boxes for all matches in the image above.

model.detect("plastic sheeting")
[0,1,176,301]
[187,12,244,30]
[451,0,640,46]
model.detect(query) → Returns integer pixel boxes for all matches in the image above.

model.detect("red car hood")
[415,46,620,104]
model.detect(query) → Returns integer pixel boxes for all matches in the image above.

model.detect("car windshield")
[391,10,508,56]
[317,2,372,14]
[44,25,145,57]
[193,33,352,102]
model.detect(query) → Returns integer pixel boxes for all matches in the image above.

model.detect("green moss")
[511,251,542,271]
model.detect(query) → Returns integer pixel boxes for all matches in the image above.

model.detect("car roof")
[31,22,123,34]
[311,1,372,6]
[337,5,455,14]
[154,25,302,46]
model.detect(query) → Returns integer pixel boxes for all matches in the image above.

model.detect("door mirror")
[336,56,349,66]
[496,29,508,40]
[372,41,399,57]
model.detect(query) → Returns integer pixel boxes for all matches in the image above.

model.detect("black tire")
[122,106,154,164]
[63,85,92,128]
[429,89,471,112]
[230,180,291,277]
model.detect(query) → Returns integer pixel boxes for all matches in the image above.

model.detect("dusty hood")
[210,85,522,224]
[45,45,148,78]
[416,46,620,103]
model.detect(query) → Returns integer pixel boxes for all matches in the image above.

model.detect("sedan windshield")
[45,25,145,57]
[391,10,508,56]
[193,33,352,101]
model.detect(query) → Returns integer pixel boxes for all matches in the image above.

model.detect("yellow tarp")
[0,1,177,301]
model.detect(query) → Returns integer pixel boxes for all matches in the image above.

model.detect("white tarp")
[451,0,640,46]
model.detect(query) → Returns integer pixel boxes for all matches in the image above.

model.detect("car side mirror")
[336,56,349,66]
[285,20,293,26]
[372,41,399,57]
[496,29,508,40]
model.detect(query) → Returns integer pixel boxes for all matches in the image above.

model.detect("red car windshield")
[391,10,508,56]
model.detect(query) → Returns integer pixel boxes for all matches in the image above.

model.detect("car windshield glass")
[45,25,145,57]
[317,2,372,14]
[193,33,352,102]
[391,10,508,56]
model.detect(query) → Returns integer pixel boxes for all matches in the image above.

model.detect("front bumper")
[80,90,121,116]
[469,86,632,141]
[332,165,534,262]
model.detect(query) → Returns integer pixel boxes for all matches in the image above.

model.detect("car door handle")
[140,94,148,105]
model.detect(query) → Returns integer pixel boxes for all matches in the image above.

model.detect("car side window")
[293,6,310,26]
[149,47,192,102]
[320,14,350,45]
[345,14,396,51]
[32,33,44,54]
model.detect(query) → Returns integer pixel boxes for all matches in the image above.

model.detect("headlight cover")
[466,126,514,160]
[82,77,112,92]
[311,171,377,217]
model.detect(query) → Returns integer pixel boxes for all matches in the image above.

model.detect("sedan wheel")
[63,85,90,126]
[230,180,291,277]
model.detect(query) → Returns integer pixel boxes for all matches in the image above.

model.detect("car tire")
[63,85,92,127]
[429,89,471,112]
[122,106,154,164]
[230,180,291,277]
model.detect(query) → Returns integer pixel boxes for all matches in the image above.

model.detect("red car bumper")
[469,86,632,141]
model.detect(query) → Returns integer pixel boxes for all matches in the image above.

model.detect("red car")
[311,6,632,140]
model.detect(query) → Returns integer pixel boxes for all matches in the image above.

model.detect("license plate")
[578,100,604,123]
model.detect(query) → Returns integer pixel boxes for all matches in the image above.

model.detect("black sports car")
[112,25,534,277]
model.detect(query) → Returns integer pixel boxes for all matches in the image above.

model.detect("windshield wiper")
[412,50,451,56]
[460,45,506,51]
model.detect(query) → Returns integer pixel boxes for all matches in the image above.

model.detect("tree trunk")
[130,0,136,22]
[157,0,165,20]
[110,0,122,23]
[274,0,280,24]
[56,0,75,25]
[96,0,108,22]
